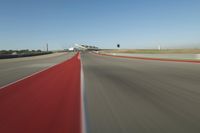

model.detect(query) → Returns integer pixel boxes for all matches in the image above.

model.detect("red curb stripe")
[96,53,200,64]
[0,53,81,133]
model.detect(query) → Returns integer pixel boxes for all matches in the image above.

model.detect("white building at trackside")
[68,44,99,51]
[68,47,74,51]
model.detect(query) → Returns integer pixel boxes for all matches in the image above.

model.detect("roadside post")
[117,44,120,49]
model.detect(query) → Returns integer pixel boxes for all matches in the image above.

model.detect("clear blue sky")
[0,0,200,50]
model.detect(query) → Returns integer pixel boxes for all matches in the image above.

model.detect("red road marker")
[0,53,81,133]
[95,53,200,64]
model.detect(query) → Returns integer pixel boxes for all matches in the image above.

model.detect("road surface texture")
[82,52,200,133]
[0,53,81,133]
[0,52,75,87]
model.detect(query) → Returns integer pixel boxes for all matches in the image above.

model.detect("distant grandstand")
[68,44,99,51]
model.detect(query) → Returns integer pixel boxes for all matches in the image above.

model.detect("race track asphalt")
[0,52,75,87]
[82,52,200,133]
[1,51,200,133]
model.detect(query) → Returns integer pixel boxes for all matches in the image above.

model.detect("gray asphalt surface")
[0,52,75,87]
[82,52,200,133]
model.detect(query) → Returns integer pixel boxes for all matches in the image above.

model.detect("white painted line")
[196,54,200,60]
[80,53,87,133]
[0,54,76,90]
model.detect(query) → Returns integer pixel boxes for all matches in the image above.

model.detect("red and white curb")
[0,53,85,133]
[94,52,200,64]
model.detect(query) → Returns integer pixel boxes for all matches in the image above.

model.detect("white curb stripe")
[80,53,87,133]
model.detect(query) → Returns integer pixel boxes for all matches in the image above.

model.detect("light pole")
[46,43,48,52]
